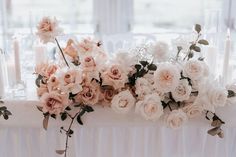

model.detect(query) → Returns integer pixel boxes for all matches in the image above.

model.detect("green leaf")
[65,106,71,111]
[198,39,209,45]
[0,106,7,111]
[61,112,67,121]
[3,114,8,120]
[77,115,83,125]
[55,150,65,155]
[43,115,49,130]
[198,57,204,61]
[84,105,94,112]
[139,61,149,67]
[193,46,201,52]
[135,64,141,70]
[228,90,236,98]
[35,75,43,88]
[68,129,74,135]
[51,114,56,119]
[207,127,221,136]
[147,64,157,71]
[195,24,201,33]
[188,52,194,59]
[4,110,12,116]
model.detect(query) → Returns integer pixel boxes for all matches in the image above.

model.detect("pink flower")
[100,86,116,104]
[63,39,78,59]
[47,75,60,92]
[77,38,95,55]
[81,56,96,72]
[79,84,99,105]
[35,63,58,78]
[101,65,128,90]
[37,83,48,97]
[36,17,63,44]
[40,92,68,115]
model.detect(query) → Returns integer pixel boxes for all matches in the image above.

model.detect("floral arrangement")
[35,17,236,157]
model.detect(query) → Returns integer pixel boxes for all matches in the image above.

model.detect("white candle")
[13,38,21,83]
[34,44,47,65]
[222,29,231,85]
[0,52,5,97]
[6,60,16,87]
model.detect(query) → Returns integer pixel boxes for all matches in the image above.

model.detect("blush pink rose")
[101,65,128,90]
[79,84,99,105]
[81,56,96,72]
[40,92,69,115]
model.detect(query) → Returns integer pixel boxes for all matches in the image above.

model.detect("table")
[0,79,236,157]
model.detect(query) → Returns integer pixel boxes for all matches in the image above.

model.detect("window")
[133,0,223,33]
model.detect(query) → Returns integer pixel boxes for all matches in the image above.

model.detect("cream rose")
[40,92,68,115]
[171,79,192,102]
[150,41,169,62]
[183,60,204,80]
[81,56,96,72]
[36,17,63,44]
[111,90,135,114]
[183,104,203,118]
[207,86,227,107]
[135,93,163,121]
[60,69,83,94]
[135,78,152,100]
[154,63,180,93]
[101,65,128,90]
[166,109,188,129]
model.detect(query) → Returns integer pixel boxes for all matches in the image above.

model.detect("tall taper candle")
[222,29,231,85]
[0,52,5,97]
[13,38,21,83]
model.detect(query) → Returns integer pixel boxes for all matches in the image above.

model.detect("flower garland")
[35,17,236,157]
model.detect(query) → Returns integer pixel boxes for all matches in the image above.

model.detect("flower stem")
[55,38,70,68]
[63,111,80,157]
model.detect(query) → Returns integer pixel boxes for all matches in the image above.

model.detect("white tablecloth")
[0,98,236,157]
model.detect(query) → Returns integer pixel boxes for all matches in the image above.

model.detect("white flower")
[149,41,169,62]
[166,109,188,129]
[135,78,152,100]
[183,103,203,118]
[195,80,228,112]
[183,60,205,80]
[111,90,135,114]
[135,93,163,121]
[154,63,180,93]
[226,83,236,105]
[36,17,63,44]
[113,50,138,68]
[171,79,192,102]
[207,86,227,107]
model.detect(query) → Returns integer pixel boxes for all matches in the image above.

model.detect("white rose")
[36,17,63,44]
[183,103,203,118]
[226,83,236,105]
[171,79,192,102]
[135,93,163,121]
[111,90,135,114]
[150,41,169,62]
[183,60,205,80]
[166,109,188,129]
[135,78,152,100]
[207,86,227,107]
[154,63,180,93]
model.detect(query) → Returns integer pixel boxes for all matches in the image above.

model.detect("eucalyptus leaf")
[195,24,201,33]
[139,61,149,67]
[228,90,235,98]
[193,46,201,52]
[43,115,49,130]
[55,150,65,155]
[61,112,67,121]
[77,115,83,125]
[147,64,157,71]
[207,127,221,136]
[198,39,209,45]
